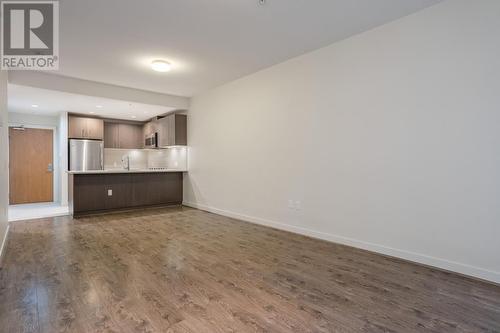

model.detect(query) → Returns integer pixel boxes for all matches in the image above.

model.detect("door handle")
[47,163,53,172]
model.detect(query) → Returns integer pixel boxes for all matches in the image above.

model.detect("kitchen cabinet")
[72,174,106,212]
[86,118,104,140]
[156,114,187,147]
[131,173,183,207]
[119,124,143,149]
[68,172,183,216]
[68,116,86,139]
[104,122,120,148]
[105,174,132,209]
[68,115,104,140]
[131,173,155,207]
[104,122,143,149]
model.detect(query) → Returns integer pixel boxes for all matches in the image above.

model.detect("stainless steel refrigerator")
[69,139,104,171]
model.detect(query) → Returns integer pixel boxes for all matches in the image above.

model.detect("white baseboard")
[183,201,500,285]
[0,224,10,266]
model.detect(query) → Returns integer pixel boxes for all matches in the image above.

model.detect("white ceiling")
[57,0,441,97]
[8,84,175,121]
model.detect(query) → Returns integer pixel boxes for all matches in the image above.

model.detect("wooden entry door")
[9,127,54,205]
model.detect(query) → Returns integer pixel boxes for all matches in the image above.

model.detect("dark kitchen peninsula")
[68,171,183,216]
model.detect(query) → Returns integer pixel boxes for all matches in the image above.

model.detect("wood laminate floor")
[0,207,499,333]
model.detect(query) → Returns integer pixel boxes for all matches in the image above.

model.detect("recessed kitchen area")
[5,82,189,220]
[67,112,188,216]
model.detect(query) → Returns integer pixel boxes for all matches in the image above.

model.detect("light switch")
[107,189,112,196]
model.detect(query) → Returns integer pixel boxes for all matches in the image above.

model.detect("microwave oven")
[144,132,158,149]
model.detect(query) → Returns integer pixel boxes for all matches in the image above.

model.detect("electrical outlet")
[107,189,112,196]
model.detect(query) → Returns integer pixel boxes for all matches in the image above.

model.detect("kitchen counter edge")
[67,169,187,175]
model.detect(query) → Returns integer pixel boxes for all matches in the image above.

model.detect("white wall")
[8,112,62,203]
[59,112,68,206]
[184,0,500,283]
[0,71,9,259]
[9,112,59,128]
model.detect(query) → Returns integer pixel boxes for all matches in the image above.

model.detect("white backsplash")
[104,149,147,169]
[104,147,187,170]
[147,147,187,170]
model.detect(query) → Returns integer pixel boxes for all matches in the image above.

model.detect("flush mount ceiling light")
[151,60,172,72]
[31,104,39,108]
[96,105,103,108]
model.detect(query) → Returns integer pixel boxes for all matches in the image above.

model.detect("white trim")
[8,123,56,130]
[183,201,500,285]
[0,224,9,265]
[8,124,59,203]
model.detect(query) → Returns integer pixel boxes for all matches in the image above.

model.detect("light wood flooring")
[0,206,499,332]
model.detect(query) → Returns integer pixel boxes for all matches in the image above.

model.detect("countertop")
[67,169,187,175]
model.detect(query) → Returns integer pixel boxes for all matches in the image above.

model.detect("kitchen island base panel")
[68,172,183,216]
[71,203,183,218]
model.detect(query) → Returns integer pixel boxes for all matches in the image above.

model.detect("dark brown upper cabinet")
[104,122,143,149]
[119,123,143,149]
[104,122,120,148]
[156,114,187,148]
[68,115,104,140]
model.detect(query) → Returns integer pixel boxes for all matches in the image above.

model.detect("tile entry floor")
[8,202,69,222]
[0,206,499,332]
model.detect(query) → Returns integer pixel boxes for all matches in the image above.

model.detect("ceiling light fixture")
[151,60,172,72]
[96,105,103,108]
[89,111,96,114]
[131,115,137,119]
[31,104,39,108]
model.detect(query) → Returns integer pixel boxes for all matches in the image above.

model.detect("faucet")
[121,154,130,170]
